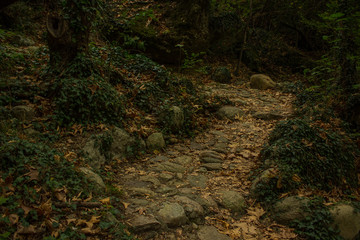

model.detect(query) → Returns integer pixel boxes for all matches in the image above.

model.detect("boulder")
[169,106,184,132]
[174,195,204,223]
[211,67,232,84]
[272,196,310,225]
[250,74,276,90]
[250,168,277,196]
[154,161,186,173]
[146,132,165,150]
[252,112,285,120]
[174,156,193,165]
[187,175,207,189]
[197,226,232,240]
[219,190,246,213]
[11,105,35,121]
[157,203,188,227]
[330,204,360,240]
[217,106,243,120]
[201,163,222,171]
[79,167,106,192]
[82,127,138,169]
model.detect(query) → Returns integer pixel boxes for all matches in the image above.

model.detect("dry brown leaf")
[99,197,111,204]
[9,214,19,225]
[20,203,32,216]
[17,225,37,234]
[81,227,100,235]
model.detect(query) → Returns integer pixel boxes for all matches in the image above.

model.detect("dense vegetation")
[0,0,359,239]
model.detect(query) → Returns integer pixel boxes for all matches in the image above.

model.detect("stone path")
[116,82,296,239]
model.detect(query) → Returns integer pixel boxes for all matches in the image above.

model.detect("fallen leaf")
[99,197,111,204]
[122,202,130,209]
[9,214,19,225]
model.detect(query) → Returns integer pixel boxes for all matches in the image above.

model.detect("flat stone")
[12,105,35,121]
[159,173,174,181]
[150,155,169,162]
[210,130,226,137]
[174,156,193,165]
[190,142,205,150]
[194,195,218,210]
[217,106,244,120]
[213,142,228,150]
[216,136,229,143]
[187,175,207,188]
[201,163,222,170]
[252,112,284,120]
[128,187,156,197]
[197,226,231,240]
[156,186,177,195]
[139,176,161,186]
[157,203,188,227]
[128,215,161,232]
[213,148,228,154]
[219,190,246,213]
[200,151,222,160]
[129,199,149,206]
[154,161,186,173]
[200,157,223,163]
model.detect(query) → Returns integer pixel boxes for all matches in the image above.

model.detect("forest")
[0,0,359,239]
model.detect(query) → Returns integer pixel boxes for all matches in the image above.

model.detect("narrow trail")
[117,82,296,240]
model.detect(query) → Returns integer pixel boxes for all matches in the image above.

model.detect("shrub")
[261,119,358,192]
[54,77,124,126]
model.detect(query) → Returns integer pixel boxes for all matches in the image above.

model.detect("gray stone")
[200,157,223,163]
[128,215,161,232]
[128,187,156,197]
[190,142,205,150]
[330,204,360,240]
[250,168,277,196]
[12,105,35,121]
[82,139,106,169]
[194,195,218,210]
[214,142,228,151]
[146,133,166,150]
[217,106,243,120]
[252,112,285,120]
[211,67,232,84]
[139,176,161,186]
[169,106,184,132]
[129,199,149,206]
[157,203,188,227]
[174,196,204,223]
[210,130,226,137]
[154,161,186,173]
[201,163,222,170]
[200,151,223,162]
[110,127,140,159]
[159,173,174,181]
[150,155,169,162]
[79,167,106,191]
[187,175,207,188]
[23,127,40,136]
[216,136,229,143]
[82,127,137,169]
[272,196,310,225]
[250,74,276,90]
[197,226,232,240]
[156,186,177,195]
[219,190,246,213]
[174,156,193,165]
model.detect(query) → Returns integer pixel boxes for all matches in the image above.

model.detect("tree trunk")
[46,0,93,73]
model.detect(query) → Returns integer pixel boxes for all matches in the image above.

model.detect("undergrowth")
[255,119,358,204]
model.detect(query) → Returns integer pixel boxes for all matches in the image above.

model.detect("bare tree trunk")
[45,0,93,73]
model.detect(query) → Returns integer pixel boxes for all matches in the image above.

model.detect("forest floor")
[115,80,299,240]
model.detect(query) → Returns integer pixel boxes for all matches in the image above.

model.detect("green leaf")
[329,12,344,19]
[0,197,8,205]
